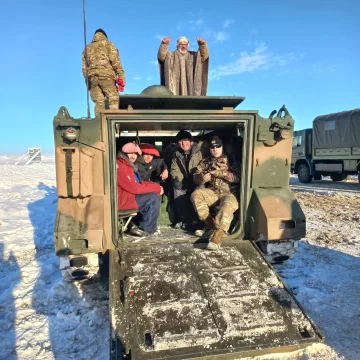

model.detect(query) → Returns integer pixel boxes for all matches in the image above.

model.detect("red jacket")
[117,154,161,211]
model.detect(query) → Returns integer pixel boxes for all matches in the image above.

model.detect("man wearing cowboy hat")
[116,142,164,236]
[157,36,209,96]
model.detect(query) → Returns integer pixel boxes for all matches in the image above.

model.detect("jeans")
[134,193,160,233]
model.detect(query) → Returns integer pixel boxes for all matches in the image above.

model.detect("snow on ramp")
[0,158,358,359]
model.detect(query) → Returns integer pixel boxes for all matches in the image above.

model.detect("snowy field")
[0,154,359,360]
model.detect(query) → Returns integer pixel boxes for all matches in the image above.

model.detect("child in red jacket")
[117,142,164,236]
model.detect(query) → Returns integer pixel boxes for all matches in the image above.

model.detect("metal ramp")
[110,239,323,359]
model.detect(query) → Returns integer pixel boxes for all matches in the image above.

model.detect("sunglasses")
[210,144,222,149]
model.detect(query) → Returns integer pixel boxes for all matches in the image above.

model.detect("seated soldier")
[191,135,240,250]
[117,142,164,237]
[136,143,168,183]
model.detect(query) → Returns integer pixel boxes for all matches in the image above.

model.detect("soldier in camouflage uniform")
[82,29,125,115]
[191,135,240,250]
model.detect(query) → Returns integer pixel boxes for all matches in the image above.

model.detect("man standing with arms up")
[82,28,126,115]
[157,36,209,96]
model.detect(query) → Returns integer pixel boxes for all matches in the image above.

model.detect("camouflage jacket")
[82,32,125,80]
[193,155,240,195]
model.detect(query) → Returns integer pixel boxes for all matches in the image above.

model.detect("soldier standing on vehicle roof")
[116,142,164,237]
[82,28,126,116]
[191,135,240,250]
[157,36,209,96]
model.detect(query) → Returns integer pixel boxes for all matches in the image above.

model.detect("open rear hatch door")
[110,239,322,359]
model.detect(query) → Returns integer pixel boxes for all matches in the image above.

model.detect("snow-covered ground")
[0,155,359,360]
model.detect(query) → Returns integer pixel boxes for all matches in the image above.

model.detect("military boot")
[207,229,225,251]
[195,216,214,237]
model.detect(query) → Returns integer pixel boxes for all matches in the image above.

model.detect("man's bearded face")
[177,41,189,54]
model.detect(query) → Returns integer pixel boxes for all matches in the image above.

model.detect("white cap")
[177,36,189,44]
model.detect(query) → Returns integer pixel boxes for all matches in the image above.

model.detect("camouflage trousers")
[88,76,118,115]
[191,188,239,233]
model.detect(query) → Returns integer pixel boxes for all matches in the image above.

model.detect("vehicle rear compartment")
[108,102,322,359]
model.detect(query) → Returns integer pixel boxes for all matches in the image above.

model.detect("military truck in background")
[53,86,322,359]
[291,108,360,183]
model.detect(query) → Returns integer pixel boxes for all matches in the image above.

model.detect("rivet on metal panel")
[285,158,289,166]
[256,158,259,167]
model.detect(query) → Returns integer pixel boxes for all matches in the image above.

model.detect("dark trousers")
[134,193,160,233]
[173,189,198,225]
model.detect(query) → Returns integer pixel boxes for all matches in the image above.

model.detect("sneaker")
[195,216,215,237]
[174,221,187,230]
[206,242,221,251]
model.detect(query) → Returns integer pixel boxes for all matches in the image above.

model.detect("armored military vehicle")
[53,86,322,359]
[291,108,360,183]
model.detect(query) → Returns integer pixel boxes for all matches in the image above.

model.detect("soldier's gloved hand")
[209,169,223,178]
[202,172,212,183]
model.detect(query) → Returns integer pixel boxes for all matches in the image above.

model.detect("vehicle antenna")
[82,0,91,119]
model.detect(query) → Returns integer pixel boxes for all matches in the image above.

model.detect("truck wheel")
[330,173,348,182]
[297,164,312,183]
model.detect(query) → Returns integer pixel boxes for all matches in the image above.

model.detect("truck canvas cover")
[312,108,360,149]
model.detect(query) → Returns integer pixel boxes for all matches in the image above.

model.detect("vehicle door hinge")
[115,123,121,138]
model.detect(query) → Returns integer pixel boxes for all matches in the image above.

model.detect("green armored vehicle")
[53,86,322,359]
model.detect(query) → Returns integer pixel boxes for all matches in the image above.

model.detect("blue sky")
[1,0,359,154]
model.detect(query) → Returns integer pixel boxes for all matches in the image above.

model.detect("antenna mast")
[82,0,91,118]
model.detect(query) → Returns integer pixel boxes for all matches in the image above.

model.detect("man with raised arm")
[157,36,209,96]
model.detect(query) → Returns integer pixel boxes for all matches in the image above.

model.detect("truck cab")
[291,128,313,181]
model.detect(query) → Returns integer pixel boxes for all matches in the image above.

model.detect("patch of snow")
[0,159,358,359]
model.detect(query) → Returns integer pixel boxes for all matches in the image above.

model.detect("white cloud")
[190,19,204,26]
[133,76,141,81]
[146,76,153,81]
[150,60,158,65]
[155,35,165,41]
[209,43,297,80]
[212,31,229,43]
[230,52,235,57]
[223,19,235,28]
